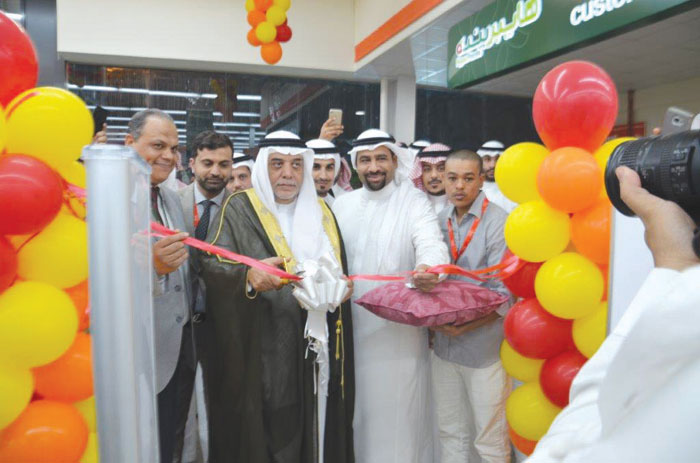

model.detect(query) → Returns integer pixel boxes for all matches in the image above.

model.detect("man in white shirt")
[408,142,451,214]
[333,129,449,463]
[477,140,517,212]
[527,166,700,462]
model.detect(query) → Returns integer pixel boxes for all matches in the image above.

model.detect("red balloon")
[34,332,93,402]
[504,298,573,359]
[501,249,543,299]
[0,400,88,462]
[0,236,17,292]
[0,12,38,107]
[540,350,588,408]
[509,427,537,456]
[533,61,618,153]
[0,154,64,235]
[276,24,292,42]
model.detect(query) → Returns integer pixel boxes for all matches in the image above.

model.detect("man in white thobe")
[527,166,700,462]
[408,142,451,214]
[477,140,517,213]
[306,138,348,207]
[333,129,449,463]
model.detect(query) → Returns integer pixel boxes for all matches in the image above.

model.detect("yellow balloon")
[535,252,604,319]
[573,301,608,358]
[504,201,570,262]
[255,21,277,43]
[245,0,255,12]
[57,161,86,188]
[74,396,97,432]
[506,382,561,441]
[266,5,287,26]
[500,340,544,383]
[17,213,88,288]
[5,87,92,170]
[0,364,33,429]
[273,0,291,11]
[0,109,6,153]
[57,162,87,219]
[80,432,99,463]
[0,281,78,368]
[495,142,548,204]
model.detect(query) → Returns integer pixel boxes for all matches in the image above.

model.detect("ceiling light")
[149,90,199,98]
[237,95,262,101]
[82,85,118,92]
[164,110,187,115]
[233,112,260,118]
[201,93,218,99]
[119,88,150,94]
[106,116,131,121]
[106,125,129,130]
[102,106,131,111]
[213,122,261,128]
[5,12,24,22]
[355,111,366,116]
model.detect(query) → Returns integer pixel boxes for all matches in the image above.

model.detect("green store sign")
[447,0,699,88]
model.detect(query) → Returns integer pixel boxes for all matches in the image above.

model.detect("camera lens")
[604,131,700,220]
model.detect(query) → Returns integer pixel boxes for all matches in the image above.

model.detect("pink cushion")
[356,280,508,327]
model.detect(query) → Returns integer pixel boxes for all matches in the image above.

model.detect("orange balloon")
[571,199,612,265]
[247,27,261,46]
[537,147,602,213]
[261,41,283,64]
[64,279,90,331]
[509,426,537,456]
[0,400,88,462]
[254,0,272,10]
[33,332,93,402]
[247,9,266,27]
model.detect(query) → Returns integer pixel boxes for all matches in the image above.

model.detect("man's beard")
[485,170,495,182]
[364,172,387,191]
[197,176,225,194]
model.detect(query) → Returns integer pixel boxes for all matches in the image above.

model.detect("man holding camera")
[527,166,700,462]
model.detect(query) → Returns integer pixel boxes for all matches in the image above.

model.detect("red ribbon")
[150,222,301,281]
[71,182,525,284]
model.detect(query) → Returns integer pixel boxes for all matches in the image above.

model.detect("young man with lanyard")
[431,149,515,463]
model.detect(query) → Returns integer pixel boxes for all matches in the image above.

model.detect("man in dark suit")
[177,130,233,461]
[125,108,194,463]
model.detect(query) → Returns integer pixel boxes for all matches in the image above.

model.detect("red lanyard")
[193,200,200,227]
[447,198,489,262]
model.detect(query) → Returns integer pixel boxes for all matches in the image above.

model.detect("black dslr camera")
[604,130,700,258]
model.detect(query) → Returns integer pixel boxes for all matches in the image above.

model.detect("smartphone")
[92,106,109,135]
[329,108,343,126]
[661,106,694,136]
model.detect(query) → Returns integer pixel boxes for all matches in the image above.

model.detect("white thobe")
[427,193,449,215]
[527,265,700,462]
[333,180,449,463]
[482,181,517,213]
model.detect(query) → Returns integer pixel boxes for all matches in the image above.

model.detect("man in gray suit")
[177,130,233,462]
[125,109,194,463]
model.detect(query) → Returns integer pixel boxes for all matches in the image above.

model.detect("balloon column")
[0,12,98,463]
[246,0,292,65]
[496,61,624,455]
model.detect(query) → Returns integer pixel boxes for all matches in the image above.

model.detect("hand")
[248,256,285,292]
[153,232,189,276]
[412,264,439,293]
[319,118,344,141]
[616,166,699,271]
[342,276,354,303]
[431,312,500,337]
[92,124,107,144]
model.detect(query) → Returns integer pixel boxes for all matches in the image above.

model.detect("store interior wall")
[24,0,64,87]
[617,76,700,132]
[56,0,356,76]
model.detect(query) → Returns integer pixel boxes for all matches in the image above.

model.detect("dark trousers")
[158,323,196,463]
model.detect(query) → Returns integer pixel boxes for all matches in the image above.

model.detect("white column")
[379,75,416,144]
